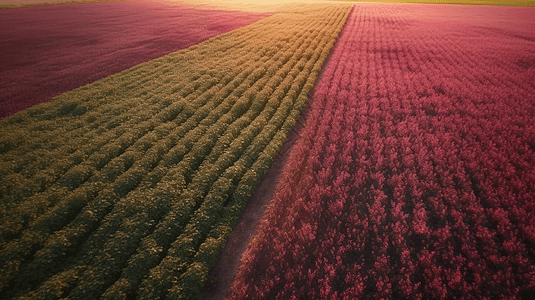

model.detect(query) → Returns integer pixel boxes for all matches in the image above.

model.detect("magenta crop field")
[0,0,272,119]
[228,3,535,299]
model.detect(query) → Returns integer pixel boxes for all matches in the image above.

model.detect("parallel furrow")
[0,3,353,300]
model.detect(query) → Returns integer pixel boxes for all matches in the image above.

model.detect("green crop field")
[0,2,352,298]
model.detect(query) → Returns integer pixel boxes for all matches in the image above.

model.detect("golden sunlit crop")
[0,2,353,298]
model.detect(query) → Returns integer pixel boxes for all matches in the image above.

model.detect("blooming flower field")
[228,3,535,299]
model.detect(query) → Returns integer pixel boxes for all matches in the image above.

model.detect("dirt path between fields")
[201,97,310,300]
[200,20,345,298]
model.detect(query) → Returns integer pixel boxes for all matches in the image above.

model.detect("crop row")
[228,3,535,299]
[0,0,274,120]
[0,3,353,299]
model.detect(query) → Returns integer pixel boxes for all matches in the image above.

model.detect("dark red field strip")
[0,0,273,119]
[227,3,535,299]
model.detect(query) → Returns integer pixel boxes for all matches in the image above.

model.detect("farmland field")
[1,0,535,299]
[228,2,535,299]
[0,1,352,299]
[0,0,274,119]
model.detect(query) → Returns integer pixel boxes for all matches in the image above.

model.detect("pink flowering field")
[228,3,535,299]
